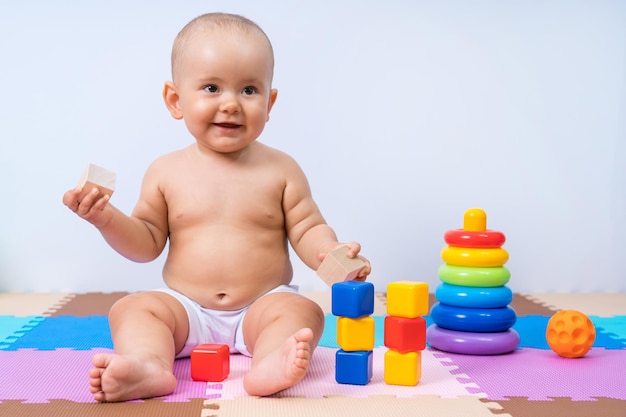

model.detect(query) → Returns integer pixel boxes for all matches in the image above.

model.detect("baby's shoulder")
[148,147,189,169]
[252,142,299,166]
[141,148,190,184]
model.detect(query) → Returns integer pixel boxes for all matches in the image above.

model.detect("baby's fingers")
[62,187,83,212]
[356,260,371,279]
[343,242,362,258]
[76,187,105,216]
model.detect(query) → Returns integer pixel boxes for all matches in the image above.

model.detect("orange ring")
[441,246,509,267]
[444,229,505,248]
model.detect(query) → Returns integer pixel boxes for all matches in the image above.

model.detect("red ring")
[444,229,506,248]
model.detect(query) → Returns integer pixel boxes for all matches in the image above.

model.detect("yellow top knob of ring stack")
[442,207,508,268]
[463,208,487,232]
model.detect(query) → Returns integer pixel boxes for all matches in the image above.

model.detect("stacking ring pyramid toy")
[427,208,520,355]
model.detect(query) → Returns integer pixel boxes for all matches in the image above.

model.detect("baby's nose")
[219,94,241,113]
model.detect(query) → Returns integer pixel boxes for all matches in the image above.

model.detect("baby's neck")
[191,142,256,163]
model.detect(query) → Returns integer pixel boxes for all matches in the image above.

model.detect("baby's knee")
[108,292,174,320]
[108,293,142,317]
[292,296,325,329]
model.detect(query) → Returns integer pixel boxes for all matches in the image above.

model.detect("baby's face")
[173,30,276,154]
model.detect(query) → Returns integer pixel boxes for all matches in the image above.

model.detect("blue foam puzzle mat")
[591,316,626,340]
[0,316,44,348]
[1,316,112,350]
[512,315,626,350]
[3,313,624,352]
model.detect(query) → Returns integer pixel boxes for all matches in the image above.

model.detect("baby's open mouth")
[214,123,241,128]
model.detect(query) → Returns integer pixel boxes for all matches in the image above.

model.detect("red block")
[384,316,426,353]
[191,344,230,382]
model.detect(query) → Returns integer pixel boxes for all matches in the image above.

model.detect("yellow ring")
[441,246,509,267]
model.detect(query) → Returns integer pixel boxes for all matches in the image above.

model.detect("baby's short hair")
[171,12,274,81]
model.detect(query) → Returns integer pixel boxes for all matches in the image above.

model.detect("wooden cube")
[384,316,426,352]
[337,316,375,352]
[77,163,116,202]
[317,245,367,286]
[386,281,429,318]
[190,344,230,382]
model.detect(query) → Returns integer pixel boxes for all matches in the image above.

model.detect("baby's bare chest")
[165,173,286,230]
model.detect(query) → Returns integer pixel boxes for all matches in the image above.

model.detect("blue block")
[335,349,373,385]
[332,281,374,318]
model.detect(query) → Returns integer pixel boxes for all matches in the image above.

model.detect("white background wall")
[1,0,624,294]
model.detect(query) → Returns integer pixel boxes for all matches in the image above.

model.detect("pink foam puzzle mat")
[0,291,625,417]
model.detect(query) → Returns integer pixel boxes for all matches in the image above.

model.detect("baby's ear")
[163,81,183,120]
[266,88,278,121]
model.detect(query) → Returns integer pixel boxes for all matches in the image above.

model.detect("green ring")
[438,264,510,287]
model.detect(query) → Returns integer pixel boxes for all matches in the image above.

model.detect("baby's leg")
[241,292,324,396]
[89,292,189,402]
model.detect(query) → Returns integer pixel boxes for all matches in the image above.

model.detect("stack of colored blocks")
[383,281,429,386]
[427,208,520,355]
[332,281,375,385]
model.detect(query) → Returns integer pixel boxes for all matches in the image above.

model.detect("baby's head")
[171,13,274,84]
[164,13,278,154]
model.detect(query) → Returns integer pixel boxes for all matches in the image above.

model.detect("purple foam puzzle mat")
[0,348,211,403]
[432,347,626,401]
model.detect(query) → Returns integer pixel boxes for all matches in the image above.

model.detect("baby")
[62,12,370,402]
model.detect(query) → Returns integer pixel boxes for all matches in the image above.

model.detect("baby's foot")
[89,352,176,402]
[243,328,314,396]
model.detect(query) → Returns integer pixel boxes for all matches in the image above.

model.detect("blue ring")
[435,283,513,308]
[430,303,517,332]
[427,325,520,355]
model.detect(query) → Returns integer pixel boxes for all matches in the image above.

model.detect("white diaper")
[153,284,299,358]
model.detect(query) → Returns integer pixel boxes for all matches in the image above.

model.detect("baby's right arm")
[62,164,169,263]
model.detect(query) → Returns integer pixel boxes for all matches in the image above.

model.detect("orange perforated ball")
[546,310,596,358]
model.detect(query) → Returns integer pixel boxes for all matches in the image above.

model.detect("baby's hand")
[62,186,113,228]
[319,241,371,281]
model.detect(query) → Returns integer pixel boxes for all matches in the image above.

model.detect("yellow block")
[386,281,429,318]
[337,316,375,351]
[384,350,421,386]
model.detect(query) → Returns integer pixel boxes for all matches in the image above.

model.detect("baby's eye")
[242,86,256,95]
[203,84,219,93]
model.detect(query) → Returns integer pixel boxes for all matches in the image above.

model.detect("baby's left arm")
[281,156,370,278]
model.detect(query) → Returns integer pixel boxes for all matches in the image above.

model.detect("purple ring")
[426,325,520,355]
